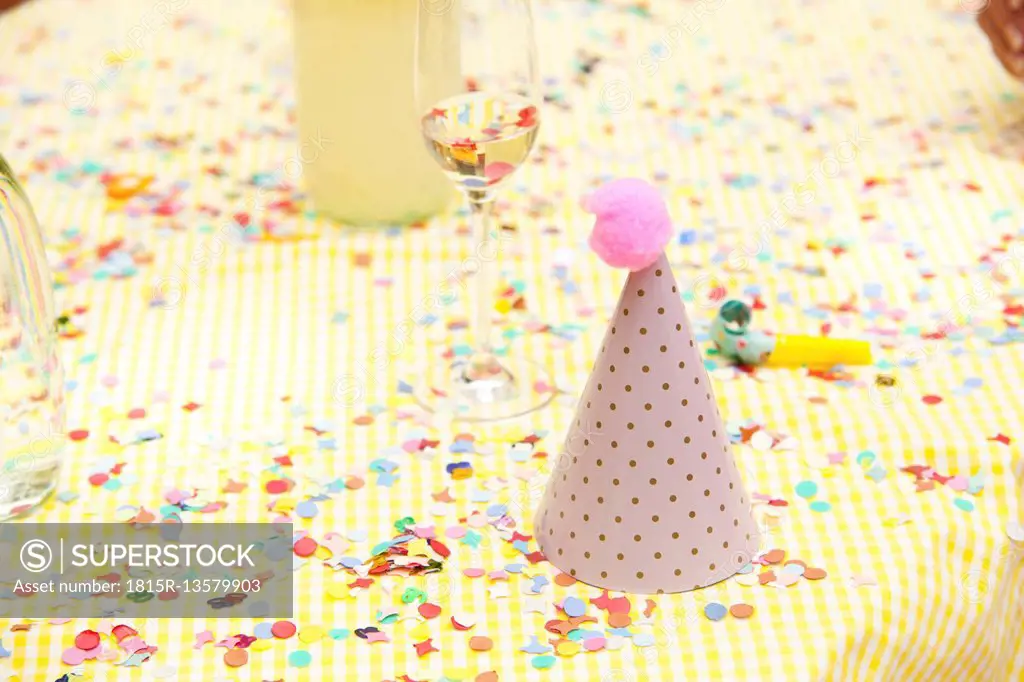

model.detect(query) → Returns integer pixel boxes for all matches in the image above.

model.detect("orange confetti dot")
[758,571,776,585]
[223,648,249,667]
[607,612,632,628]
[729,603,754,619]
[763,549,785,564]
[553,573,576,587]
[476,672,499,682]
[353,415,374,426]
[469,636,493,652]
[803,567,828,580]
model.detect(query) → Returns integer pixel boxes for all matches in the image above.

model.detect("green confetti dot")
[532,654,556,669]
[288,650,312,667]
[795,480,818,499]
[954,498,975,512]
[809,500,832,513]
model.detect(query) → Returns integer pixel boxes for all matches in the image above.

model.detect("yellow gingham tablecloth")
[1,0,1023,679]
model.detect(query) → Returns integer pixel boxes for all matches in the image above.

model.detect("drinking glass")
[414,0,553,421]
[0,154,65,519]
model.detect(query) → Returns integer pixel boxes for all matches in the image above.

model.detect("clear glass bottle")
[293,0,459,225]
[0,154,64,519]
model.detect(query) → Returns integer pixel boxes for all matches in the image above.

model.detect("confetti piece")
[704,603,728,621]
[469,636,493,652]
[271,621,296,639]
[74,630,100,651]
[921,395,943,405]
[803,567,827,580]
[809,500,832,513]
[729,603,754,619]
[288,650,312,667]
[532,655,556,669]
[562,596,586,618]
[223,648,248,667]
[795,481,818,499]
[954,498,975,512]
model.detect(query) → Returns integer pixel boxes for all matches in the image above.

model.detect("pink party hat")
[535,179,761,594]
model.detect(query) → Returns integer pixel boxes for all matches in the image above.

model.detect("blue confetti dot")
[562,596,586,618]
[295,501,318,518]
[254,623,273,639]
[704,602,728,621]
[963,377,983,389]
[328,628,350,640]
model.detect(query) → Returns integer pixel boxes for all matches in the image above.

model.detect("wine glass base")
[414,355,556,423]
[0,466,58,520]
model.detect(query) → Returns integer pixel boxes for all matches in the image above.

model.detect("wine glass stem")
[470,196,495,358]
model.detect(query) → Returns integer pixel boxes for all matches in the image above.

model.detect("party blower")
[710,300,873,368]
[534,179,761,594]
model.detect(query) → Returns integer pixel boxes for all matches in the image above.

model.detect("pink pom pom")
[582,178,672,271]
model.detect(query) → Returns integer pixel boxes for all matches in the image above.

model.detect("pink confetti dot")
[445,526,467,540]
[61,647,87,665]
[101,375,119,388]
[88,473,109,487]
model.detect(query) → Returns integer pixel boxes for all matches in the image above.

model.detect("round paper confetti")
[223,648,249,667]
[704,602,728,621]
[469,636,494,652]
[299,626,324,643]
[75,630,101,651]
[271,621,296,639]
[555,641,580,656]
[288,650,312,668]
[795,480,818,499]
[803,567,828,580]
[532,655,556,669]
[763,549,785,564]
[954,498,974,512]
[562,596,585,618]
[61,648,86,666]
[729,603,754,619]
[809,500,832,513]
[293,537,318,557]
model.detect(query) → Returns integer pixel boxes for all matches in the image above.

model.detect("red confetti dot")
[293,537,318,557]
[270,620,296,639]
[126,408,146,419]
[265,479,289,495]
[111,625,137,642]
[922,395,943,405]
[418,603,442,619]
[88,473,109,487]
[69,430,89,441]
[74,630,101,651]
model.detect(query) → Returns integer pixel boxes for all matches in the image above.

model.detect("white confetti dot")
[151,664,177,679]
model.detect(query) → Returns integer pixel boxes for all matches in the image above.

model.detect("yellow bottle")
[293,0,458,225]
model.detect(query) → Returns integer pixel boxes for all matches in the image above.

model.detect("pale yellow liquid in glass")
[293,0,458,225]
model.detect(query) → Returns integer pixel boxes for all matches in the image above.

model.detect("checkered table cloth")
[0,0,1022,679]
